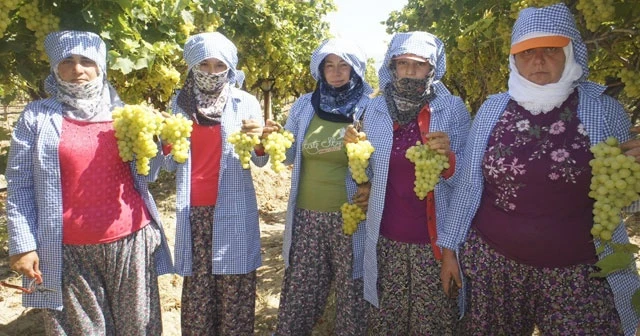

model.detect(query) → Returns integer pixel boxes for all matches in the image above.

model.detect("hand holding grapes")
[424,131,451,156]
[344,124,366,145]
[353,181,371,213]
[619,126,640,163]
[261,119,282,139]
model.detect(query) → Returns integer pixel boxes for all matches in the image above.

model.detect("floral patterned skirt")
[367,235,458,336]
[181,205,257,336]
[275,208,367,336]
[458,228,623,336]
[43,222,162,336]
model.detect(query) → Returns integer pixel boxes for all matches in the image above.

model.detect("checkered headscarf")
[183,32,245,87]
[309,38,369,85]
[511,3,588,80]
[379,31,446,90]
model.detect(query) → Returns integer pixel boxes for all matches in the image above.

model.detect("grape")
[340,202,366,235]
[112,104,164,175]
[18,1,60,60]
[228,131,261,169]
[589,136,640,242]
[345,139,375,184]
[405,141,450,200]
[160,113,193,163]
[262,129,294,173]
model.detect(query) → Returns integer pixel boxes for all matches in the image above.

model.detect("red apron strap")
[416,104,442,260]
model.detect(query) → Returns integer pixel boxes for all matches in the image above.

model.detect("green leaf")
[590,251,634,278]
[111,57,136,74]
[612,243,640,254]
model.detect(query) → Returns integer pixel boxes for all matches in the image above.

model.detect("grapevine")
[160,113,193,163]
[576,0,615,32]
[340,202,366,235]
[228,131,261,169]
[345,139,375,184]
[18,1,60,60]
[112,104,164,175]
[0,0,21,38]
[405,141,450,200]
[262,129,294,173]
[588,137,640,242]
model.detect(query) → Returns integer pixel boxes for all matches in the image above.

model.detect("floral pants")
[43,223,162,336]
[275,208,367,336]
[367,235,458,335]
[458,228,623,336]
[181,205,257,336]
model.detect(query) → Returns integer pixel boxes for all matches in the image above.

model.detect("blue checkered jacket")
[5,98,174,310]
[167,87,268,275]
[362,82,471,307]
[438,82,640,335]
[281,93,370,279]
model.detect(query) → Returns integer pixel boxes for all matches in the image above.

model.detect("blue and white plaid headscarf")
[183,32,245,88]
[508,3,586,114]
[310,38,369,83]
[309,38,372,120]
[378,31,446,90]
[510,3,588,80]
[44,30,119,122]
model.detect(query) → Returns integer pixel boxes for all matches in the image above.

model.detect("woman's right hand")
[621,126,640,163]
[344,125,365,145]
[440,248,461,299]
[261,119,282,139]
[9,251,43,283]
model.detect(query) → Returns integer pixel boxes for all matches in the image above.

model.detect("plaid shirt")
[168,87,268,275]
[281,93,370,279]
[438,82,640,335]
[6,98,173,310]
[362,84,471,307]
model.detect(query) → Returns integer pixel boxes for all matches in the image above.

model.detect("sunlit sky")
[325,0,409,68]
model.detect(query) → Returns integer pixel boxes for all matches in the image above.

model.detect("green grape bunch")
[588,137,640,242]
[112,104,164,176]
[262,129,294,173]
[405,141,450,200]
[160,114,193,163]
[228,131,261,169]
[340,202,366,235]
[345,139,375,184]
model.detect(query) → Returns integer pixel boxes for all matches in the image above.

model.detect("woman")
[274,38,372,336]
[438,4,640,335]
[166,32,271,335]
[5,30,173,335]
[348,31,470,334]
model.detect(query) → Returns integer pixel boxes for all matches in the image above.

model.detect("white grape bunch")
[588,136,640,242]
[405,141,450,200]
[112,104,164,175]
[262,129,294,173]
[160,114,193,163]
[340,202,366,235]
[228,131,261,169]
[345,139,375,184]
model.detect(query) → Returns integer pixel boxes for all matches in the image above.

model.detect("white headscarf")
[508,40,583,115]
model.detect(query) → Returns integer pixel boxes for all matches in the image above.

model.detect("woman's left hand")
[424,132,451,156]
[353,181,371,213]
[621,126,640,163]
[241,119,264,137]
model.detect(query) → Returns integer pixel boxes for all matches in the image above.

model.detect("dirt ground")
[1,163,640,335]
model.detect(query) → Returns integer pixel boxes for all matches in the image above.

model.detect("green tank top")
[296,114,350,211]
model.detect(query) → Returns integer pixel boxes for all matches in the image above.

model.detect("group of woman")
[5,2,640,336]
